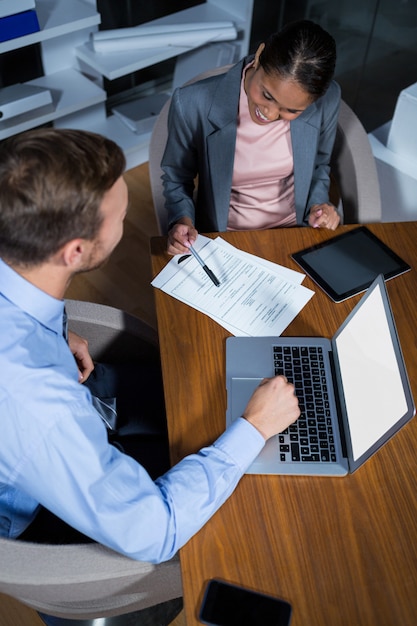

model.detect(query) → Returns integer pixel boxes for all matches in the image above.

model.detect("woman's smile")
[254,107,272,123]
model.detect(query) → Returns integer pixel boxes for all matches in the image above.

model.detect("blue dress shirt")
[0,258,264,563]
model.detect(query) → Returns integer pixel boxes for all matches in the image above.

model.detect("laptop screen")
[333,276,414,470]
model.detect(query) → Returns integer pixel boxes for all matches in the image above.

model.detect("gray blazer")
[162,57,341,232]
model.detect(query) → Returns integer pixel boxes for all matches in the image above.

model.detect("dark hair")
[259,20,337,98]
[0,128,126,266]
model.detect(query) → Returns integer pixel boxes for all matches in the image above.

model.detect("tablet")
[292,226,411,302]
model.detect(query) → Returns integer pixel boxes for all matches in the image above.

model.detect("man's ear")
[60,238,88,269]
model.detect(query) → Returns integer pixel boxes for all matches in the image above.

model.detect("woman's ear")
[253,43,265,69]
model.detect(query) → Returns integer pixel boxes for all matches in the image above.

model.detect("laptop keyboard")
[273,345,337,463]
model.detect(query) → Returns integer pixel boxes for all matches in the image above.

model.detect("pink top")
[227,65,296,231]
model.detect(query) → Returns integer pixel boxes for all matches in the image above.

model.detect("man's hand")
[167,217,198,255]
[308,203,340,230]
[242,376,300,440]
[67,330,95,383]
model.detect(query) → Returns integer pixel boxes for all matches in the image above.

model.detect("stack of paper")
[152,236,315,337]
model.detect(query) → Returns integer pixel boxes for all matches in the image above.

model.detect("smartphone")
[199,579,292,626]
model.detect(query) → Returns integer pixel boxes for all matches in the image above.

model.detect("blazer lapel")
[206,62,243,231]
[291,107,320,223]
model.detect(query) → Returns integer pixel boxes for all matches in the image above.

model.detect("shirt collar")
[0,257,64,335]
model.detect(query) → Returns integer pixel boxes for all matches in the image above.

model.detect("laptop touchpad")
[228,377,280,469]
[228,378,264,421]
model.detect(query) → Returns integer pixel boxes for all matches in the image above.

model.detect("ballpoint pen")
[188,244,221,287]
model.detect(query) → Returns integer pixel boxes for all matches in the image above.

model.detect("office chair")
[330,99,382,223]
[0,301,182,624]
[149,65,382,234]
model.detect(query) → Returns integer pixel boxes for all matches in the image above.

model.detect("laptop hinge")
[328,349,348,459]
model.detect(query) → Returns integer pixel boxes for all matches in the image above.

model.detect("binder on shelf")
[0,83,53,121]
[111,92,170,134]
[0,9,40,42]
[0,0,36,19]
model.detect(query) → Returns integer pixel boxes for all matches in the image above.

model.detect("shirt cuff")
[213,417,265,473]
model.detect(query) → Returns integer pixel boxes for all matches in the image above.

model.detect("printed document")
[152,236,314,336]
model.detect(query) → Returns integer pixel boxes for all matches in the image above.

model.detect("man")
[0,128,300,563]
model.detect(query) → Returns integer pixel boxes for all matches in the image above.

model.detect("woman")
[162,20,341,255]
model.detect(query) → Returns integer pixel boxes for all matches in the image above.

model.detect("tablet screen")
[292,227,410,302]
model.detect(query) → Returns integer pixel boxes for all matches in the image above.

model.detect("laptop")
[226,275,415,476]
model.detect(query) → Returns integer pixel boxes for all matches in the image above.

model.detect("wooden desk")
[151,223,417,626]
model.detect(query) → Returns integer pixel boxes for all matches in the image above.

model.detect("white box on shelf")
[0,83,53,121]
[0,0,35,19]
[386,82,417,162]
[368,122,417,222]
[112,92,170,134]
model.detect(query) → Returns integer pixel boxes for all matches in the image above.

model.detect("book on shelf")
[0,0,36,19]
[0,83,53,121]
[0,9,40,43]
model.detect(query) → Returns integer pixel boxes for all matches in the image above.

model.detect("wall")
[251,0,417,132]
[1,0,416,133]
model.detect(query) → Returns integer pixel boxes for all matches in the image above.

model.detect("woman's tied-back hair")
[0,128,126,267]
[259,20,337,99]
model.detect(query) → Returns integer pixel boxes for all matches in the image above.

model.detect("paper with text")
[152,236,314,336]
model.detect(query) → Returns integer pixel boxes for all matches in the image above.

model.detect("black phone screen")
[199,579,292,626]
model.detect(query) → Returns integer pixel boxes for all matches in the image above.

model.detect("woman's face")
[244,43,313,125]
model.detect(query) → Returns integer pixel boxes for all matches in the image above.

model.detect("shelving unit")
[0,69,105,140]
[0,0,253,169]
[77,0,253,168]
[76,2,253,81]
[0,0,105,141]
[0,0,99,54]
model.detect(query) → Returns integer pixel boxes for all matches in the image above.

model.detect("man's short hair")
[0,128,126,266]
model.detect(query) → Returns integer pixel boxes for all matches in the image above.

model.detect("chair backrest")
[149,68,382,233]
[0,538,181,619]
[65,299,159,364]
[330,99,382,223]
[0,301,182,620]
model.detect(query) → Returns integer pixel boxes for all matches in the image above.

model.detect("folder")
[0,9,40,42]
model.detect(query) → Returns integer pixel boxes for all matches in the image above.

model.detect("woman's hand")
[308,203,340,230]
[167,217,199,255]
[67,330,95,383]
